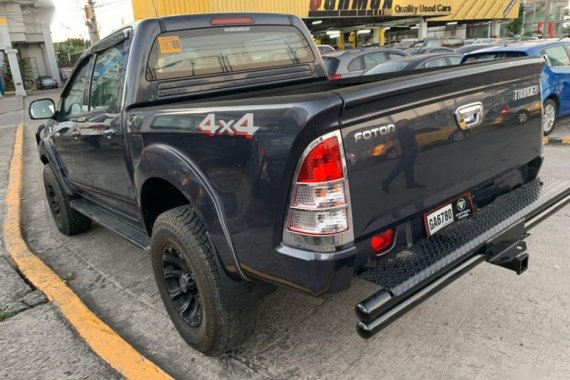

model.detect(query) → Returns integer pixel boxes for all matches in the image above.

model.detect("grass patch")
[0,310,22,322]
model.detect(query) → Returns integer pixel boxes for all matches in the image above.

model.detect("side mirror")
[29,98,56,120]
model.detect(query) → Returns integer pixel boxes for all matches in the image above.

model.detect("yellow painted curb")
[543,137,549,145]
[3,126,173,380]
[562,137,570,145]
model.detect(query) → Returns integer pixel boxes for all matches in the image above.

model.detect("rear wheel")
[42,165,91,235]
[517,110,529,124]
[151,205,255,355]
[543,99,557,136]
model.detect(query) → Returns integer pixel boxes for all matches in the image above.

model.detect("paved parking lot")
[2,90,570,379]
[0,95,121,380]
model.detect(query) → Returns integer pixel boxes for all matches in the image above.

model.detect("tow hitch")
[486,239,529,275]
[355,178,570,339]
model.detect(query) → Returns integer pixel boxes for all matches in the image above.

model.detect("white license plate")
[425,203,454,236]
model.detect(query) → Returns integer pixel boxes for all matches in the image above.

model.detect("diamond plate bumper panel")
[356,177,570,338]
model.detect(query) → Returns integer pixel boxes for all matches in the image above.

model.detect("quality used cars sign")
[308,0,452,17]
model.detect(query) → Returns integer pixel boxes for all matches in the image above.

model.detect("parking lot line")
[3,125,173,380]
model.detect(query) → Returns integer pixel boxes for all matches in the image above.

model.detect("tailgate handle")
[455,102,483,130]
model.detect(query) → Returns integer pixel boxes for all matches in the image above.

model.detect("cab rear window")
[147,26,314,81]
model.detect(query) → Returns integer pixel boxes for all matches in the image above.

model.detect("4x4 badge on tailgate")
[198,113,259,138]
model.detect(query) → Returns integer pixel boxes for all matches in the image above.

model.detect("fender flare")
[38,138,76,196]
[135,144,249,282]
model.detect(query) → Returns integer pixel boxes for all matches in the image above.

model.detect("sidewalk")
[0,95,23,115]
[0,112,120,378]
[0,96,24,131]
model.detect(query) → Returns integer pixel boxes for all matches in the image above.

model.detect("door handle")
[103,128,117,139]
[455,102,484,130]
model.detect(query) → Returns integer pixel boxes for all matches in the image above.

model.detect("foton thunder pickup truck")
[30,13,570,355]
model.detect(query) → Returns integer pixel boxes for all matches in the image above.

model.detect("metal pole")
[543,0,551,39]
[521,0,526,35]
[85,0,100,44]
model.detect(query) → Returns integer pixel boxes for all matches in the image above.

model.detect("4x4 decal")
[198,113,259,138]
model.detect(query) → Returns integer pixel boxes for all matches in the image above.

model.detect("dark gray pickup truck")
[30,13,570,355]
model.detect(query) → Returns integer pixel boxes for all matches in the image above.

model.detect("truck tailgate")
[338,58,545,242]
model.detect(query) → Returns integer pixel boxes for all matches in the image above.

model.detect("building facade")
[131,0,521,46]
[520,0,569,37]
[0,0,60,91]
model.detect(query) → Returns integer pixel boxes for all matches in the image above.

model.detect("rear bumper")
[355,177,570,338]
[267,244,358,295]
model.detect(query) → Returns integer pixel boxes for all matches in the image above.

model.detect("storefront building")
[131,0,522,47]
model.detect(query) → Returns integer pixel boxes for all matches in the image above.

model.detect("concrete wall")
[21,44,46,78]
[0,1,59,84]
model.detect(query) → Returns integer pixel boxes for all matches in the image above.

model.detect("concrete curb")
[544,136,570,145]
[3,125,173,380]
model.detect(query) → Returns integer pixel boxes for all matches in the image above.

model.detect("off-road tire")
[151,205,255,355]
[42,164,91,235]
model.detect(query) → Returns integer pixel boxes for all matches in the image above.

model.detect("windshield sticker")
[158,36,182,54]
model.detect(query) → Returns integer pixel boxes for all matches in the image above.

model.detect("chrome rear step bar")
[356,178,570,339]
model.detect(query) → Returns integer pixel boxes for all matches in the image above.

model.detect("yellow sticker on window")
[158,36,182,54]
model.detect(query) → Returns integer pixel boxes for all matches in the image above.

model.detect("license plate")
[424,194,474,237]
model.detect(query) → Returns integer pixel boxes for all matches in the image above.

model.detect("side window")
[89,42,126,111]
[423,58,449,68]
[363,52,387,69]
[347,57,364,72]
[425,39,439,47]
[388,52,405,60]
[447,56,462,65]
[544,46,570,67]
[62,60,91,118]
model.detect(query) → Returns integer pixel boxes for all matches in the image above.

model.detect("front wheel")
[151,205,255,355]
[543,99,557,136]
[43,165,91,235]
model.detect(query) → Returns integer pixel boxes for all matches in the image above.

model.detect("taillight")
[371,229,395,255]
[210,16,255,25]
[297,137,343,183]
[328,74,342,80]
[283,131,353,252]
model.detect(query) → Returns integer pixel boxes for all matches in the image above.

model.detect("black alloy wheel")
[162,245,202,328]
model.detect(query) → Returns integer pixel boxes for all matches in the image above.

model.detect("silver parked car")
[37,75,58,90]
[364,53,463,76]
[322,47,409,79]
[317,44,336,54]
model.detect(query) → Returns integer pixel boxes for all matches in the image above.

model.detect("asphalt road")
[19,90,570,379]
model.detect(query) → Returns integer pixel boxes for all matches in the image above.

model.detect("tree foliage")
[54,38,89,67]
[505,6,524,36]
[2,46,34,91]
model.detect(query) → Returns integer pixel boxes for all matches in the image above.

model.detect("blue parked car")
[462,40,570,135]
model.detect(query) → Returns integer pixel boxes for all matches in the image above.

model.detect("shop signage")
[308,0,451,17]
